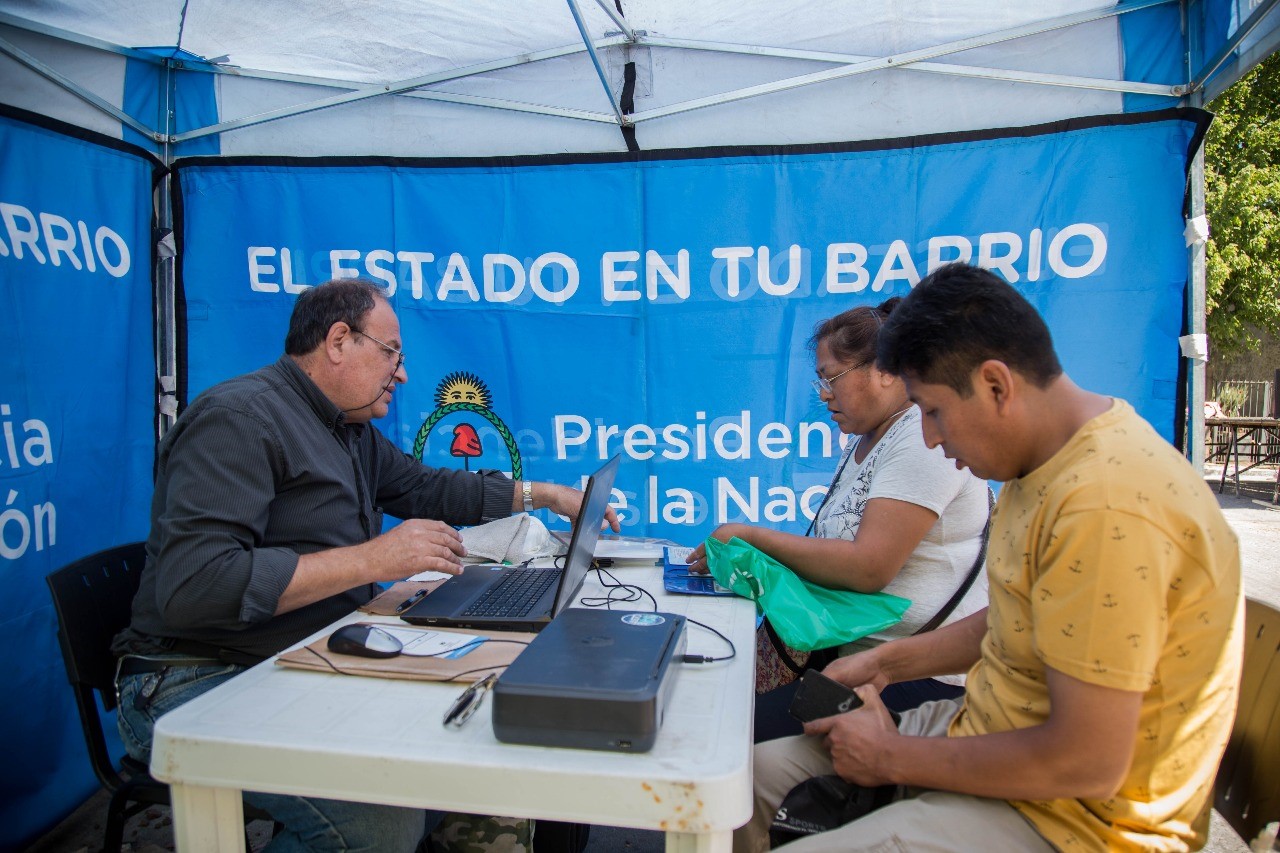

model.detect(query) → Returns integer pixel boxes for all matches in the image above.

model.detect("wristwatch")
[522,480,534,513]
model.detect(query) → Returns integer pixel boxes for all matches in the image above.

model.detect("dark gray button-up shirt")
[114,356,513,659]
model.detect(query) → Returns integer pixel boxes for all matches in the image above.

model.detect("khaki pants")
[734,699,1054,853]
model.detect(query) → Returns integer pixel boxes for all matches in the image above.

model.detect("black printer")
[491,608,687,752]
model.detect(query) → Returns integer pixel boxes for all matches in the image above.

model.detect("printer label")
[621,613,667,627]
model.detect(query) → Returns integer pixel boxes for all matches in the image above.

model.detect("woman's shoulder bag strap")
[911,486,995,637]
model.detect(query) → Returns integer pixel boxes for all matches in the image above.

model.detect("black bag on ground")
[769,775,899,847]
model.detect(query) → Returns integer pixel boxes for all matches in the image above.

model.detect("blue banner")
[178,111,1202,543]
[0,110,155,846]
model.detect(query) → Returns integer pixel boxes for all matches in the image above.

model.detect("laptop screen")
[551,454,620,616]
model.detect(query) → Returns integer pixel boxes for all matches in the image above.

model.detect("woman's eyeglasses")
[811,362,865,395]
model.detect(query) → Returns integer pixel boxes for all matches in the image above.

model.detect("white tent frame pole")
[1185,0,1207,470]
[172,39,624,142]
[0,34,160,139]
[590,0,637,42]
[177,53,622,124]
[564,0,627,127]
[632,0,1175,122]
[1189,0,1280,92]
[397,90,617,123]
[0,12,158,61]
[156,59,177,437]
[643,36,1180,97]
[1188,139,1207,470]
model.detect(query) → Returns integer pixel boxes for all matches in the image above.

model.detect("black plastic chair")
[46,542,270,852]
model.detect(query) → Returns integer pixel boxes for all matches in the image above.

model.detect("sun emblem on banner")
[413,371,522,479]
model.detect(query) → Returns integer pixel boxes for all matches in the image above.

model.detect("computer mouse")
[326,624,403,658]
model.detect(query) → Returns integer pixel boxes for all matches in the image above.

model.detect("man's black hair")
[284,279,388,356]
[876,263,1062,396]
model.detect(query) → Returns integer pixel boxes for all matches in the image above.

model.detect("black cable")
[581,562,657,610]
[576,564,737,664]
[682,617,736,663]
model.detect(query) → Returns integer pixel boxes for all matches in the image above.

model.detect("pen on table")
[394,588,430,614]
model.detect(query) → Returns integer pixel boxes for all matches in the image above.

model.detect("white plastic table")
[150,567,757,852]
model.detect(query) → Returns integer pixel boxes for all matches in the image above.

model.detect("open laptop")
[400,454,620,633]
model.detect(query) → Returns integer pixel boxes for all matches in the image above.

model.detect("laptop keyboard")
[461,569,558,618]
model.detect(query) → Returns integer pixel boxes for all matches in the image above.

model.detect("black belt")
[117,654,225,677]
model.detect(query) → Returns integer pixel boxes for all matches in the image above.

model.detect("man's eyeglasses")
[811,362,864,395]
[354,329,405,371]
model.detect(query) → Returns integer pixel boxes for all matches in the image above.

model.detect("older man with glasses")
[112,278,615,852]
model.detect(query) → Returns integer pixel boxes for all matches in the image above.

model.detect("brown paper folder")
[276,622,535,683]
[359,580,448,616]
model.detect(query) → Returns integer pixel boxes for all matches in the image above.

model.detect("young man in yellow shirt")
[735,263,1243,852]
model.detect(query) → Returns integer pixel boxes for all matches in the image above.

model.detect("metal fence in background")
[1211,379,1274,418]
[1207,378,1279,466]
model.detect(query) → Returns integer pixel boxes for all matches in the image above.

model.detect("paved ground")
[26,467,1279,853]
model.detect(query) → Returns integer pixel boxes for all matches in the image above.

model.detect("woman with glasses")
[686,297,990,742]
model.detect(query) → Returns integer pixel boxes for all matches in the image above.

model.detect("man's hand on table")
[367,519,467,578]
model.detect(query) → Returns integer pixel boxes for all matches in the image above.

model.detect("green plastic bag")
[705,536,911,652]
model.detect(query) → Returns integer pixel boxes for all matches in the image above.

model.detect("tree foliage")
[1205,51,1280,357]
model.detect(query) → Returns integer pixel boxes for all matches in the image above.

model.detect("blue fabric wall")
[176,110,1205,543]
[0,110,156,848]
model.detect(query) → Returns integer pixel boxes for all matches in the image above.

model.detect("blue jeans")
[117,662,440,852]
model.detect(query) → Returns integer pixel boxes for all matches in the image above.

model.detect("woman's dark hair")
[876,263,1062,396]
[284,279,388,356]
[810,297,903,366]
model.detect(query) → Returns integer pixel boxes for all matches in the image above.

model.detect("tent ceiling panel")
[619,0,1111,54]
[214,75,630,157]
[945,20,1125,77]
[416,52,631,112]
[194,12,1137,155]
[0,26,127,139]
[631,65,1124,152]
[1200,0,1280,98]
[0,0,1275,156]
[3,0,185,54]
[206,54,1131,157]
[181,2,612,84]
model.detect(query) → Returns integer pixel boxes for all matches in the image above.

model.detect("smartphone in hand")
[789,669,863,722]
[788,668,902,725]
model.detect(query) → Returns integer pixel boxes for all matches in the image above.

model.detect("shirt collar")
[272,354,363,434]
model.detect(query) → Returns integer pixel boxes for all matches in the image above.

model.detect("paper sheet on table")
[408,570,453,581]
[276,622,535,683]
[377,626,484,658]
[593,540,666,561]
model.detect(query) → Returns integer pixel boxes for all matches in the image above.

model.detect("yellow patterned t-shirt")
[949,399,1242,852]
